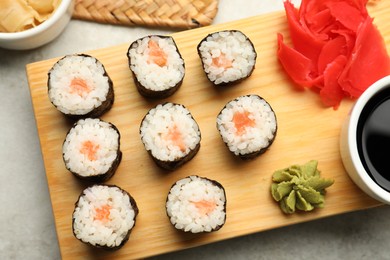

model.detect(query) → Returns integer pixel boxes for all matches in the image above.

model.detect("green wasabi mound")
[271,160,334,214]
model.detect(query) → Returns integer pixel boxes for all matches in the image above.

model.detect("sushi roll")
[127,35,185,98]
[48,54,114,118]
[140,102,201,170]
[72,184,138,250]
[197,30,257,85]
[166,175,227,233]
[217,95,277,159]
[63,118,122,182]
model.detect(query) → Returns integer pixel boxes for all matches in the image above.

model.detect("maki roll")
[217,95,277,159]
[197,30,257,85]
[127,35,185,98]
[140,102,201,170]
[63,118,122,182]
[72,184,138,250]
[48,54,114,118]
[166,175,227,233]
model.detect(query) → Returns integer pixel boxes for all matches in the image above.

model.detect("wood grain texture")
[26,1,390,259]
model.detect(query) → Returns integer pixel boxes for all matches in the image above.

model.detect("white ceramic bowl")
[0,0,74,50]
[340,75,390,204]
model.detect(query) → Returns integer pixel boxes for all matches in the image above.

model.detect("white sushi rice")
[217,95,277,156]
[48,55,111,115]
[128,36,185,91]
[140,103,201,161]
[63,118,119,177]
[73,185,137,248]
[166,176,226,233]
[198,30,256,85]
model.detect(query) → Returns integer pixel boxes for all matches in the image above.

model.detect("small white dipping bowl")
[0,0,74,50]
[340,75,390,204]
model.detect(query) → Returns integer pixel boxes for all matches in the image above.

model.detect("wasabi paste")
[271,160,334,214]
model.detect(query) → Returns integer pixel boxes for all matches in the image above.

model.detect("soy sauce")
[357,87,390,192]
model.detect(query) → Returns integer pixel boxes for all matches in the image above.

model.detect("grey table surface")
[1,0,390,259]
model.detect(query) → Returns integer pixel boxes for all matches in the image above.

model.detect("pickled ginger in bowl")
[0,0,74,50]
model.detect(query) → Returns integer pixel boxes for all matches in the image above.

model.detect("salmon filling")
[94,204,111,222]
[212,53,232,69]
[193,199,217,216]
[233,111,255,135]
[165,125,186,152]
[148,40,167,67]
[80,140,100,161]
[70,78,92,96]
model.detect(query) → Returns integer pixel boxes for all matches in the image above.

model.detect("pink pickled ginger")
[277,0,390,109]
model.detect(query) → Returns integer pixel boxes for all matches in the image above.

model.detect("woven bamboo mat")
[72,0,219,28]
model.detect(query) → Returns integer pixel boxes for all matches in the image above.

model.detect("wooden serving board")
[26,1,390,259]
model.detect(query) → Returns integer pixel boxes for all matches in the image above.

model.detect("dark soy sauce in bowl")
[357,87,390,192]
